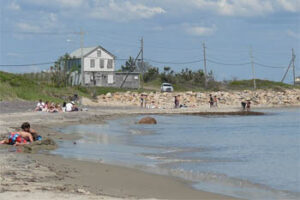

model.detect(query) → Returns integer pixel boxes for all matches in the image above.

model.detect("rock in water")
[138,117,157,124]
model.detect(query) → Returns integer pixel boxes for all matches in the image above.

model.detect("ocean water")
[53,108,300,200]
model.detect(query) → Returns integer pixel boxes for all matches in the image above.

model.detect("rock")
[106,92,112,98]
[138,117,157,124]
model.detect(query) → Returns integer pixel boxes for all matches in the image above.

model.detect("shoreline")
[0,105,292,200]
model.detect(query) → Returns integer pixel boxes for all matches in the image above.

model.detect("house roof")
[70,45,115,58]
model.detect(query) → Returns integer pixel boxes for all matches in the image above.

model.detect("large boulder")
[138,117,157,124]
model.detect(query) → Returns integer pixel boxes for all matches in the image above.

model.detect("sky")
[0,0,299,82]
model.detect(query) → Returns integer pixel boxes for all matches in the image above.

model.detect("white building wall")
[83,47,115,72]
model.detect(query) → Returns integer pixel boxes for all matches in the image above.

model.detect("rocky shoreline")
[84,89,300,108]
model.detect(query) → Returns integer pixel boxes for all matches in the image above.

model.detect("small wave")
[143,154,203,164]
[135,165,299,200]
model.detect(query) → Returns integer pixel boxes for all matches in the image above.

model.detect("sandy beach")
[0,100,255,200]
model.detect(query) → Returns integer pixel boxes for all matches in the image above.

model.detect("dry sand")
[0,102,258,200]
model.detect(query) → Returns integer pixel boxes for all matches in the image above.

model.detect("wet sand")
[0,103,260,199]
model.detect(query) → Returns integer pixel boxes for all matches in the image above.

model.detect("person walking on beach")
[209,94,214,108]
[213,96,218,107]
[140,94,144,108]
[174,95,180,108]
[246,100,251,111]
[241,101,246,111]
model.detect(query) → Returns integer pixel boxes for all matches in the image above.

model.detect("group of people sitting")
[35,99,79,113]
[0,122,42,146]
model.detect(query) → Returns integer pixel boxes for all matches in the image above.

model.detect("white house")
[68,46,115,85]
[296,76,300,85]
[68,45,140,88]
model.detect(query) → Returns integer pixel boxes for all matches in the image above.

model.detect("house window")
[107,59,113,69]
[90,59,95,68]
[100,59,105,68]
[97,50,101,57]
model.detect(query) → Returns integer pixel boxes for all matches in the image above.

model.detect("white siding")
[83,47,115,72]
[108,75,114,84]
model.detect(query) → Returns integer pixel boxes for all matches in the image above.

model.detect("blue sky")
[0,0,299,82]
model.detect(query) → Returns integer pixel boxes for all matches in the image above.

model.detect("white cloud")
[16,22,42,32]
[7,52,22,58]
[163,0,299,17]
[25,0,84,7]
[15,13,59,33]
[88,0,166,22]
[190,0,274,16]
[6,1,21,11]
[277,0,300,12]
[286,30,300,39]
[186,24,217,36]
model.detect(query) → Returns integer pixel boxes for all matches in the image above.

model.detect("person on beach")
[62,102,67,112]
[55,103,62,112]
[71,101,79,111]
[35,99,45,111]
[213,96,218,107]
[66,101,79,112]
[0,122,41,145]
[143,94,147,108]
[66,102,73,112]
[43,101,49,112]
[0,131,33,146]
[241,101,246,111]
[140,94,145,108]
[246,100,251,111]
[209,94,214,108]
[48,103,58,113]
[174,95,180,108]
[20,122,42,141]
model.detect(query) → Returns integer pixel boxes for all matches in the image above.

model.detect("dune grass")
[0,71,151,102]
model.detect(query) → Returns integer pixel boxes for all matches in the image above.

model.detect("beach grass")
[227,79,298,90]
[0,71,152,102]
[1,71,298,102]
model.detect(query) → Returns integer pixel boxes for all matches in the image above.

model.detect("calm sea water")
[53,108,300,200]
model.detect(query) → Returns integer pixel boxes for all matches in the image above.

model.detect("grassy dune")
[0,71,146,102]
[0,71,298,102]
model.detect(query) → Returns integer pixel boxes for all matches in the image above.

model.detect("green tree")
[143,67,159,82]
[121,57,136,72]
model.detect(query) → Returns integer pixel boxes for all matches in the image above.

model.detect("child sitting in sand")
[0,122,41,145]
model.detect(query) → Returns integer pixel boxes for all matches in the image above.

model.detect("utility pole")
[292,48,296,85]
[281,48,296,83]
[120,38,143,88]
[141,37,144,89]
[80,28,85,86]
[202,42,208,88]
[250,47,256,89]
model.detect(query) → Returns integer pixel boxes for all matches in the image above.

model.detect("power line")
[254,62,286,69]
[206,59,251,66]
[0,62,55,67]
[0,59,291,69]
[206,55,250,64]
[144,58,203,65]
